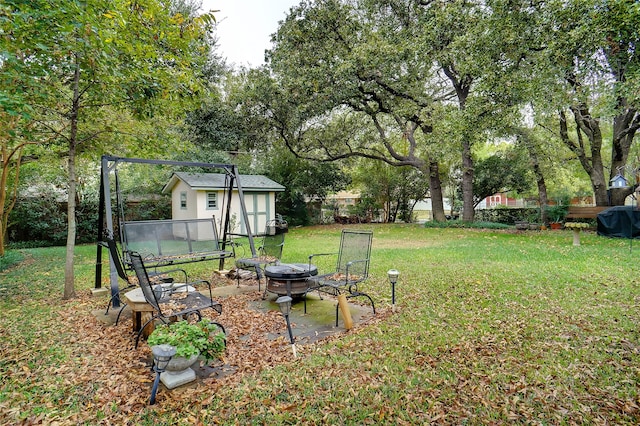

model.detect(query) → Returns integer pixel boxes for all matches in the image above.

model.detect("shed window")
[206,192,218,210]
[180,192,187,209]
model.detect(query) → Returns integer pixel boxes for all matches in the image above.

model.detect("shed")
[163,172,285,236]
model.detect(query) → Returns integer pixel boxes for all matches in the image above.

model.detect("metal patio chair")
[102,235,185,324]
[128,251,224,348]
[303,229,375,326]
[235,216,287,291]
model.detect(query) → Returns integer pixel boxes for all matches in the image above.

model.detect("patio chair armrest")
[186,279,214,299]
[229,240,248,258]
[308,252,338,261]
[149,267,188,283]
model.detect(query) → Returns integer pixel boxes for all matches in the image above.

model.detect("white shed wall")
[171,180,198,220]
[170,186,278,237]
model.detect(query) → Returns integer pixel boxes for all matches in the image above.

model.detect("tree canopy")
[1,0,217,296]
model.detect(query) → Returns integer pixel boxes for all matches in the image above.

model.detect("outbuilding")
[163,172,285,235]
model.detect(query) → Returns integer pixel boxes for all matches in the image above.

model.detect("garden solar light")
[276,296,297,358]
[150,344,176,405]
[387,269,400,312]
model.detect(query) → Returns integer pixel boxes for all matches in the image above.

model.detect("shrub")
[8,196,67,245]
[7,195,170,246]
[473,208,540,224]
[424,220,511,229]
[147,320,226,361]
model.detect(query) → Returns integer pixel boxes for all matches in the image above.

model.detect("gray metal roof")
[163,172,285,193]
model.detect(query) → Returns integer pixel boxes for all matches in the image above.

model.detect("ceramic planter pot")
[165,354,199,372]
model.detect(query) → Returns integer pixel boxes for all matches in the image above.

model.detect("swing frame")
[94,155,256,308]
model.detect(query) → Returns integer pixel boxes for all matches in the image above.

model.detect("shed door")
[242,193,271,235]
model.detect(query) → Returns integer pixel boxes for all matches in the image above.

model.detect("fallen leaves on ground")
[0,275,383,425]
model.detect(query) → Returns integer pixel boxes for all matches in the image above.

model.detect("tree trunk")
[442,65,474,222]
[64,142,77,299]
[0,115,22,257]
[519,130,549,223]
[63,57,81,300]
[558,108,609,206]
[428,161,447,221]
[609,107,640,206]
[461,136,474,221]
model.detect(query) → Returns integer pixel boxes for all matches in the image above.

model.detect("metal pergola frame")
[94,155,256,308]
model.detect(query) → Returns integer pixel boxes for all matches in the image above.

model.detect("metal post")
[276,296,296,358]
[101,156,120,307]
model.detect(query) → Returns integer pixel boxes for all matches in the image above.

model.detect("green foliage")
[474,207,541,225]
[8,196,67,246]
[473,148,533,207]
[122,198,171,222]
[0,0,218,264]
[260,149,349,226]
[7,196,100,245]
[184,96,244,153]
[265,0,446,172]
[147,320,226,361]
[352,160,430,223]
[546,204,569,223]
[524,0,640,205]
[423,220,511,230]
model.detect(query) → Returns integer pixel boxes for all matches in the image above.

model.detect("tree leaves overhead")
[1,0,218,288]
[523,0,640,206]
[267,0,440,164]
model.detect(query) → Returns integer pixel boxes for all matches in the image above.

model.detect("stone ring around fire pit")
[264,263,318,297]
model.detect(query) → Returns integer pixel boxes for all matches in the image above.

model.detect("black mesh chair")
[303,229,375,325]
[235,217,287,290]
[128,251,224,348]
[102,235,185,325]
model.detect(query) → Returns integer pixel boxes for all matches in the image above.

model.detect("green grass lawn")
[1,224,639,424]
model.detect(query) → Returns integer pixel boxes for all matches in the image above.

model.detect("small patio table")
[123,284,195,338]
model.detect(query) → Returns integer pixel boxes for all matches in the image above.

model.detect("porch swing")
[95,155,256,309]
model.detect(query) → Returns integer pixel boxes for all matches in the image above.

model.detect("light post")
[387,269,399,313]
[150,344,176,405]
[276,295,296,358]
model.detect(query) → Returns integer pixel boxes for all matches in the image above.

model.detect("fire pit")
[265,263,318,297]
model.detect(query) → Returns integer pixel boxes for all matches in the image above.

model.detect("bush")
[123,197,171,221]
[424,220,511,229]
[7,195,171,246]
[473,208,541,224]
[8,196,68,245]
[147,320,226,361]
[76,197,100,243]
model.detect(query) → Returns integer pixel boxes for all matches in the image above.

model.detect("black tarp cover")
[596,205,640,238]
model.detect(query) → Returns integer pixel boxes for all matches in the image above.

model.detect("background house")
[163,172,285,236]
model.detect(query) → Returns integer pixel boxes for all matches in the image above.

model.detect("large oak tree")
[529,0,640,206]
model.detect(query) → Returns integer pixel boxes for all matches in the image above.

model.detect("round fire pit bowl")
[265,263,318,297]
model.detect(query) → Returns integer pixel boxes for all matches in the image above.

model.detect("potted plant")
[546,204,568,229]
[147,319,226,389]
[148,319,226,364]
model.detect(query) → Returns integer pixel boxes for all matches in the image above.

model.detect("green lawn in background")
[0,224,638,424]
